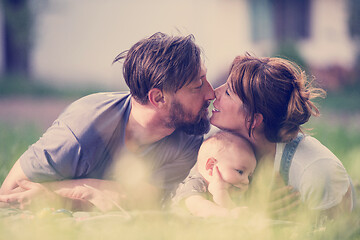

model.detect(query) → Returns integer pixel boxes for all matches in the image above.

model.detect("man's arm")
[1,172,161,211]
[0,160,29,194]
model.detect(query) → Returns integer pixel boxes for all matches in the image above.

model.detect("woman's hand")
[268,174,301,220]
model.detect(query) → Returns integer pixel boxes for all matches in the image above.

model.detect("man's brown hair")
[113,32,201,104]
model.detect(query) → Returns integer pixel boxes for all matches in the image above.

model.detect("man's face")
[164,63,215,135]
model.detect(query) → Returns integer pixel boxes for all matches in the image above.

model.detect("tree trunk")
[2,0,32,76]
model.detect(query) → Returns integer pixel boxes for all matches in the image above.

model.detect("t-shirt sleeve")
[299,158,350,210]
[19,92,131,182]
[171,168,208,206]
[19,119,86,182]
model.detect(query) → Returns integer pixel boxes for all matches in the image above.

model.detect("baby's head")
[197,131,256,192]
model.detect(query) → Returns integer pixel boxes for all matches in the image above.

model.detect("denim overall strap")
[280,133,305,185]
[350,178,357,210]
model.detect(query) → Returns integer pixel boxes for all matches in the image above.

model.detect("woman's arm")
[322,185,352,218]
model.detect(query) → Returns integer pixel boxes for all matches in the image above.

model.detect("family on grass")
[0,32,355,221]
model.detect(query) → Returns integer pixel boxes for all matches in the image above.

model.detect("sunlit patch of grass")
[0,118,359,240]
[0,207,358,240]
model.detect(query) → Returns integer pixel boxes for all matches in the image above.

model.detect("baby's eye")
[237,170,243,175]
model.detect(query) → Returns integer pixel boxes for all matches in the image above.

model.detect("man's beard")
[166,100,210,135]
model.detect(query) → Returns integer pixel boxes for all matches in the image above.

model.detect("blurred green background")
[0,0,360,239]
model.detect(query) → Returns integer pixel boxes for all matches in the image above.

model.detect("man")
[0,32,215,210]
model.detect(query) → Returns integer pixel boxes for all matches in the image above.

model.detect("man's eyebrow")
[200,67,207,78]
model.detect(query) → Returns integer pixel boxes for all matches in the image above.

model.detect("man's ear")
[205,157,217,176]
[148,88,165,108]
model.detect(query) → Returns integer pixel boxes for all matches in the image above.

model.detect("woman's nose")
[214,85,224,98]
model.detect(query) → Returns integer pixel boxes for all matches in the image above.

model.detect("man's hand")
[55,184,127,213]
[0,180,61,210]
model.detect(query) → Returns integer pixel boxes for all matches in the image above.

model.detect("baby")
[172,131,256,217]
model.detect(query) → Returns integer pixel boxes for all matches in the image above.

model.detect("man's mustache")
[202,101,210,110]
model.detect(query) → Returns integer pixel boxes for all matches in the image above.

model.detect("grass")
[0,75,108,99]
[0,122,41,184]
[0,79,360,240]
[319,81,360,112]
[0,116,360,240]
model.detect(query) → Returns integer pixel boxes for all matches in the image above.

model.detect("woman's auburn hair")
[229,54,326,143]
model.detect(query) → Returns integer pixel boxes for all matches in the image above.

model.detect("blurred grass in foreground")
[0,119,360,240]
[1,79,360,240]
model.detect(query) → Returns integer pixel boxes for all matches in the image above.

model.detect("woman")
[210,54,354,218]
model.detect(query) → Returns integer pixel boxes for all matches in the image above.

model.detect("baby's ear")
[205,157,217,176]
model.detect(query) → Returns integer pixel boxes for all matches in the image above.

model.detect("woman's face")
[210,77,248,134]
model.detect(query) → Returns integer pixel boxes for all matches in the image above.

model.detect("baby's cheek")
[222,172,239,185]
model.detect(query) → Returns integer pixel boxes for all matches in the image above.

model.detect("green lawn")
[0,80,360,239]
[0,114,359,240]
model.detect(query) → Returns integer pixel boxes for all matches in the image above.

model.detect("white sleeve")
[299,158,350,210]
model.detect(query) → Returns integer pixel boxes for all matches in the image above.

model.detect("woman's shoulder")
[289,136,351,210]
[295,135,340,164]
[288,135,348,186]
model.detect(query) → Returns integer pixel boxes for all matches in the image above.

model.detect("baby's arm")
[182,166,242,218]
[185,194,245,218]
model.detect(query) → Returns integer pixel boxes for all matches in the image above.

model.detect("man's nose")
[204,80,215,100]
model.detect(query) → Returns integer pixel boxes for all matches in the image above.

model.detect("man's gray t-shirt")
[19,92,202,199]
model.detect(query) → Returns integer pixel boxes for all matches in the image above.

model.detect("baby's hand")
[208,166,236,208]
[208,166,230,196]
